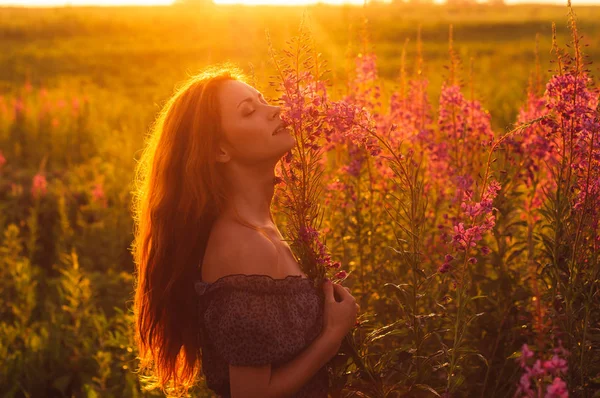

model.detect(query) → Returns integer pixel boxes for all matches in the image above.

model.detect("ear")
[215,145,231,164]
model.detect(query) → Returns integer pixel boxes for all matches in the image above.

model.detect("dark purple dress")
[193,273,330,398]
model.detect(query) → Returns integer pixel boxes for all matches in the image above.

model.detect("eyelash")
[245,96,268,116]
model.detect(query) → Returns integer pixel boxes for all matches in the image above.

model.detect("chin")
[285,135,296,149]
[273,132,294,146]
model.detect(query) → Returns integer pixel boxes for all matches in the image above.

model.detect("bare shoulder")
[202,219,280,283]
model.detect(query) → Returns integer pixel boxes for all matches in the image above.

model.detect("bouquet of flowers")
[266,20,382,396]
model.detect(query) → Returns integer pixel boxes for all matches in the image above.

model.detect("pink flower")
[14,97,25,117]
[519,344,535,367]
[299,225,319,243]
[335,270,348,280]
[543,355,568,375]
[341,143,366,178]
[452,223,466,245]
[531,359,545,377]
[438,262,452,273]
[91,182,107,208]
[31,173,47,198]
[517,372,533,396]
[436,84,495,180]
[72,97,80,115]
[545,377,568,398]
[0,151,6,169]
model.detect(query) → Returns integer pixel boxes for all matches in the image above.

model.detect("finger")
[322,279,335,303]
[332,282,353,301]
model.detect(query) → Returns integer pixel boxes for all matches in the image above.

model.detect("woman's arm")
[267,331,340,398]
[229,331,340,398]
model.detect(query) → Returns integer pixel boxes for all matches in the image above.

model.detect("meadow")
[0,1,599,397]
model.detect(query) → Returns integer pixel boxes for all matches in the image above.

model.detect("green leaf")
[466,295,488,305]
[414,384,441,397]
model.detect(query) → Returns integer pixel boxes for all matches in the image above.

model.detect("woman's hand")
[321,279,360,345]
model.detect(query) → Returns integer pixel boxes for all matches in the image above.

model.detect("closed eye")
[243,93,268,116]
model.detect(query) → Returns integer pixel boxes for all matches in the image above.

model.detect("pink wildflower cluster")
[506,88,559,223]
[544,72,600,210]
[512,91,558,179]
[327,52,384,163]
[433,84,494,178]
[387,79,434,146]
[275,60,381,165]
[324,180,356,207]
[0,150,6,170]
[427,84,496,218]
[343,53,382,115]
[279,74,329,149]
[14,96,25,119]
[298,225,344,279]
[438,178,500,274]
[91,181,107,208]
[341,142,367,178]
[381,73,435,197]
[515,342,570,398]
[31,173,47,198]
[544,73,596,128]
[298,225,341,271]
[322,100,381,157]
[354,53,378,87]
[298,226,341,269]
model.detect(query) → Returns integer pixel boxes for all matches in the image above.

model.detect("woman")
[132,64,359,398]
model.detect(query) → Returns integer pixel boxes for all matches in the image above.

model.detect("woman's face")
[216,79,295,166]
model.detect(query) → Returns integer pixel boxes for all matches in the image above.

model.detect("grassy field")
[1,3,599,132]
[1,3,599,397]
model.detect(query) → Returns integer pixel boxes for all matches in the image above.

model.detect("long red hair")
[131,64,278,396]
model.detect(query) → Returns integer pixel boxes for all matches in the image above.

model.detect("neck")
[220,162,278,228]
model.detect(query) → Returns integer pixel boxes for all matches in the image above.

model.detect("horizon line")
[1,1,597,6]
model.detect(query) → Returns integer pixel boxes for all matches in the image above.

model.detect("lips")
[272,123,288,135]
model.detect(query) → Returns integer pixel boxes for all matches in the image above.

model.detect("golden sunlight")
[214,0,374,4]
[4,0,379,4]
[0,0,389,5]
[2,0,598,9]
[3,0,598,6]
[2,0,172,5]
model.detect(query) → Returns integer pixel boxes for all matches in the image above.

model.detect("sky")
[0,0,598,6]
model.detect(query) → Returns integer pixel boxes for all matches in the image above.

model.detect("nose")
[270,105,281,120]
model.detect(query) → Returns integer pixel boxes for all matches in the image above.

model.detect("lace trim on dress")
[193,273,312,296]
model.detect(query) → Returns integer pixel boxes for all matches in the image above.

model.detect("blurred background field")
[0,2,599,397]
[1,3,600,133]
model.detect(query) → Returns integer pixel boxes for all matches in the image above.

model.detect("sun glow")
[214,0,375,4]
[1,0,384,5]
[2,0,172,5]
[1,0,598,7]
